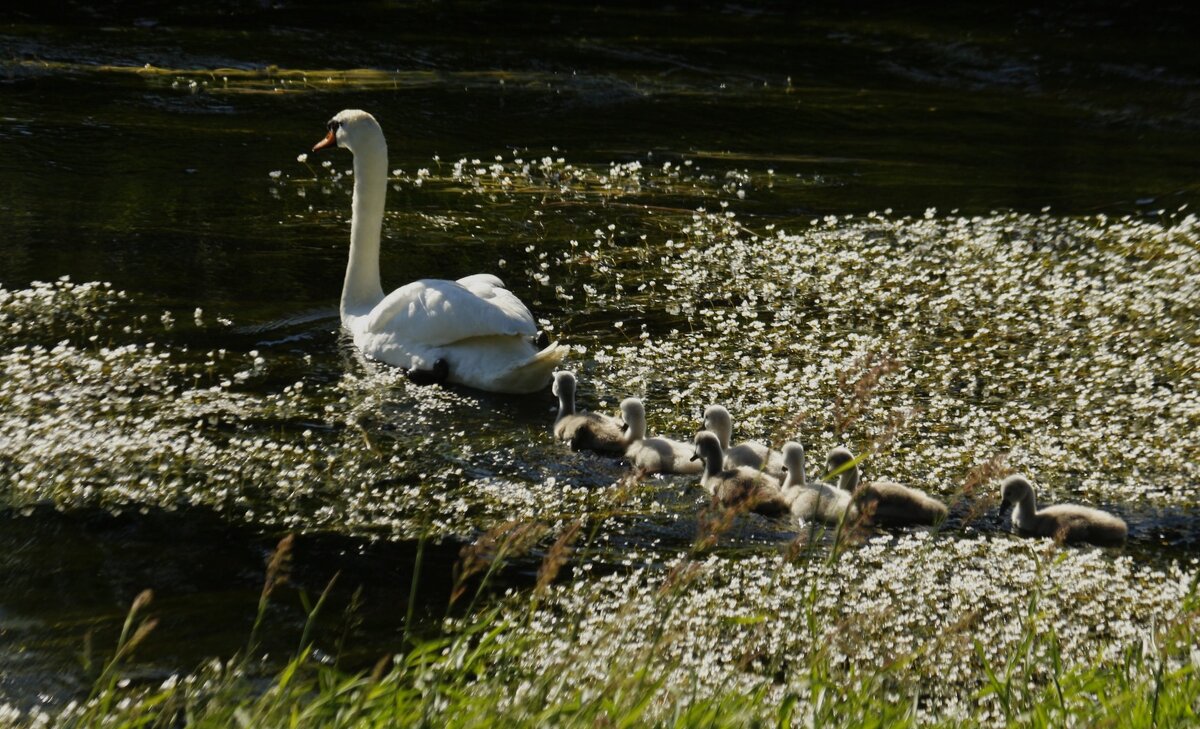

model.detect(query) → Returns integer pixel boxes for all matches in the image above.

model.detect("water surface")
[2,1,1199,710]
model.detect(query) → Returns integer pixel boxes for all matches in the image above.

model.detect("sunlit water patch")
[0,278,668,542]
[4,156,1200,548]
[531,199,1200,512]
[291,151,1200,515]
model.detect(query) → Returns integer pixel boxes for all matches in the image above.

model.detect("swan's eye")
[327,120,341,133]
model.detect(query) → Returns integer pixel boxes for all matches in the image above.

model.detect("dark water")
[2,1,1199,708]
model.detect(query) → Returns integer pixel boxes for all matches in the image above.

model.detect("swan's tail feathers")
[492,341,568,394]
[444,338,569,394]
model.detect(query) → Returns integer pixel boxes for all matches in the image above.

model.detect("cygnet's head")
[619,397,646,438]
[781,442,806,475]
[312,109,383,154]
[701,405,732,441]
[552,370,577,399]
[691,430,723,464]
[999,474,1034,505]
[825,446,856,473]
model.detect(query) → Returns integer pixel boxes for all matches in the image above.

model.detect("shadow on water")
[0,504,502,707]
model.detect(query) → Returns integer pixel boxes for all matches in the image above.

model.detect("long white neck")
[341,134,388,320]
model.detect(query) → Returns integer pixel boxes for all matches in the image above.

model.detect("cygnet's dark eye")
[327,119,341,133]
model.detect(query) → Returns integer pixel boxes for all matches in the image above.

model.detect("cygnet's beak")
[781,465,788,474]
[997,500,1011,518]
[690,451,701,462]
[620,422,629,433]
[312,129,337,153]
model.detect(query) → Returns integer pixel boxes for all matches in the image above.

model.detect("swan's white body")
[318,109,566,393]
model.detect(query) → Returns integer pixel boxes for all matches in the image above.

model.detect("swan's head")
[312,109,383,154]
[691,430,722,464]
[825,446,856,474]
[552,370,577,400]
[781,442,805,475]
[999,474,1034,506]
[619,397,646,439]
[701,405,732,445]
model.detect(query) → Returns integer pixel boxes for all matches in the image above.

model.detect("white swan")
[826,446,947,527]
[311,109,566,393]
[619,398,702,475]
[701,404,784,479]
[552,371,626,454]
[999,474,1127,547]
[780,442,856,525]
[691,431,789,517]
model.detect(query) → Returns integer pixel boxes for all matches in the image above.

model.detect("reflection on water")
[2,1,1199,711]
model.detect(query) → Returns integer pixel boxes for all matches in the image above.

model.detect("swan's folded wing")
[454,274,541,329]
[365,278,538,347]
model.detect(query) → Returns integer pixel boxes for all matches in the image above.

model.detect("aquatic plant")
[9,524,1197,727]
[3,150,1199,725]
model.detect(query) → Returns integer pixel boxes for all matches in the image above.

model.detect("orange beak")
[311,129,337,153]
